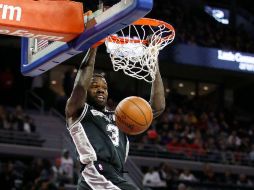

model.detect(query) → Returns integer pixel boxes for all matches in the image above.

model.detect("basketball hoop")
[105,18,175,83]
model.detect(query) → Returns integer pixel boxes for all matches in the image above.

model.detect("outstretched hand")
[146,34,161,46]
[146,35,160,58]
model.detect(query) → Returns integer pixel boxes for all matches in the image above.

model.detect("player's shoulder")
[86,105,114,116]
[104,108,115,115]
[77,103,90,117]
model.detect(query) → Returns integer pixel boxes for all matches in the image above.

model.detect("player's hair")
[93,73,106,79]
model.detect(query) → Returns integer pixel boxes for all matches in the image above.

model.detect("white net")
[105,19,175,83]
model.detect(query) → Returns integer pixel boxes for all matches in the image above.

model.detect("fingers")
[147,34,160,46]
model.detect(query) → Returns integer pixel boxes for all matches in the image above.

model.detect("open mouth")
[97,95,105,101]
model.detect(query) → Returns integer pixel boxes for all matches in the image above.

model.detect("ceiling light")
[178,83,184,87]
[203,86,209,91]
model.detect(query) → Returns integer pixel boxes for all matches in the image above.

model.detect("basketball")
[115,96,153,135]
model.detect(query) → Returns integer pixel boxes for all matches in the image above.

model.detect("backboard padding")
[21,0,153,76]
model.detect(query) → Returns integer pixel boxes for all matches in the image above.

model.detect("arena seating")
[0,129,44,146]
[149,0,254,53]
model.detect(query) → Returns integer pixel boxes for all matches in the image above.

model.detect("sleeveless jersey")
[68,103,129,172]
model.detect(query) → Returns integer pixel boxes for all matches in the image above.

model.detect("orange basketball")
[115,96,153,135]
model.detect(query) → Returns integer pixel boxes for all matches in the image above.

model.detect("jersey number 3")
[106,124,119,147]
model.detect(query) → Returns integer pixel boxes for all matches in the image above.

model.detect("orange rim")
[109,18,175,44]
[92,18,175,47]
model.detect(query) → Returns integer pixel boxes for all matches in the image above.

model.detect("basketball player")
[65,46,165,190]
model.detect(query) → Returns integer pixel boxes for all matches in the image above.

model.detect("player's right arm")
[65,48,97,121]
[65,48,98,165]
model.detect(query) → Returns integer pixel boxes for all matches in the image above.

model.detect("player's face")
[87,76,108,109]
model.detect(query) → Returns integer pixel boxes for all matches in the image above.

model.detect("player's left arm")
[149,63,165,119]
[147,35,165,119]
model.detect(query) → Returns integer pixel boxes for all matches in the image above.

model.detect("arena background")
[0,0,254,189]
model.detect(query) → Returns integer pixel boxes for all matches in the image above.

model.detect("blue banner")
[164,44,254,74]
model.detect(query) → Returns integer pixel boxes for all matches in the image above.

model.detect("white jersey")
[60,156,74,179]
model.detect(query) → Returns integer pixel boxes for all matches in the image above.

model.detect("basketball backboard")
[21,0,153,76]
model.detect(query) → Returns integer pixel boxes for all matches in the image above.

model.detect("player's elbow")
[65,99,73,118]
[153,104,165,119]
[158,99,166,113]
[150,98,166,118]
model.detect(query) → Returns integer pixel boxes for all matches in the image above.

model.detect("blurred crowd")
[142,162,253,190]
[1,1,254,189]
[0,149,76,190]
[150,0,254,53]
[130,91,254,166]
[1,154,253,190]
[0,105,36,133]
